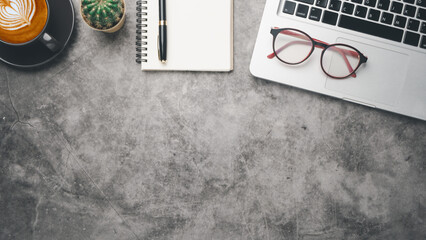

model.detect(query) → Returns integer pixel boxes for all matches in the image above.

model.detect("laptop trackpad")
[325,38,409,106]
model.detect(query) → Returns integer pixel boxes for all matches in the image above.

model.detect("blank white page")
[141,0,233,71]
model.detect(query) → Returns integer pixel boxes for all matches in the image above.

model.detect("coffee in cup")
[0,0,59,51]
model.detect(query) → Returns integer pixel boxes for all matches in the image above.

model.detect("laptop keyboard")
[282,0,426,49]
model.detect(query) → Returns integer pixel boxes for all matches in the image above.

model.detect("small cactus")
[81,0,124,30]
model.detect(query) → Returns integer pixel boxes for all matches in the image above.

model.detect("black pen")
[158,0,167,63]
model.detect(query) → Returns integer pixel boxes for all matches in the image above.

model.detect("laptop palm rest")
[325,38,409,107]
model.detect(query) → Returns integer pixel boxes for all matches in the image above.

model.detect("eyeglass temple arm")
[268,30,359,57]
[267,31,358,77]
[311,38,359,58]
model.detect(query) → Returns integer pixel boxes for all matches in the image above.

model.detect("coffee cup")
[0,0,59,51]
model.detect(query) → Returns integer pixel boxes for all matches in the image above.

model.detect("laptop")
[250,0,426,121]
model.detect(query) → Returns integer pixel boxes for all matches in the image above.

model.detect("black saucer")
[0,0,75,68]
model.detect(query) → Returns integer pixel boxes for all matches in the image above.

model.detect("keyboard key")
[329,0,342,11]
[342,2,355,14]
[421,22,426,33]
[338,14,404,42]
[417,0,426,7]
[403,0,415,3]
[296,0,315,5]
[368,8,381,20]
[403,5,416,17]
[403,31,420,46]
[296,4,310,17]
[417,8,426,20]
[364,0,377,7]
[377,0,390,10]
[407,18,420,30]
[316,0,329,7]
[394,15,408,27]
[381,12,394,24]
[351,0,363,3]
[283,1,297,14]
[420,35,426,48]
[309,7,323,20]
[390,1,403,13]
[355,5,368,17]
[323,10,339,24]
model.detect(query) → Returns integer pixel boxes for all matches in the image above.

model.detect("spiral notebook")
[136,0,233,72]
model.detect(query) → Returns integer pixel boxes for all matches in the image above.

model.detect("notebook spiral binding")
[136,0,148,64]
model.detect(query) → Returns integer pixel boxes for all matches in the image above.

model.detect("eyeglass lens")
[273,30,313,64]
[321,45,361,78]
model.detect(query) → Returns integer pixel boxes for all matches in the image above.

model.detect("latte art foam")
[0,0,36,31]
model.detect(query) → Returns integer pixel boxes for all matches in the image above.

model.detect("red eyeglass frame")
[267,28,368,79]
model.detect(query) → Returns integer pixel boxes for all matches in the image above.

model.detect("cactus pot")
[80,0,126,33]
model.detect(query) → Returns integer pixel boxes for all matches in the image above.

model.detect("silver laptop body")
[250,0,426,121]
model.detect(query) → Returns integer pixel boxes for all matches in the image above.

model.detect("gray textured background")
[1,0,425,239]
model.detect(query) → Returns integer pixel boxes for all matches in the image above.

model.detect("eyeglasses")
[268,28,368,79]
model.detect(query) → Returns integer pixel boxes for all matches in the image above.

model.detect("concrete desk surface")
[1,1,425,239]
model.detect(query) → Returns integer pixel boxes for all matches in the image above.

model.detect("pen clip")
[157,35,161,61]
